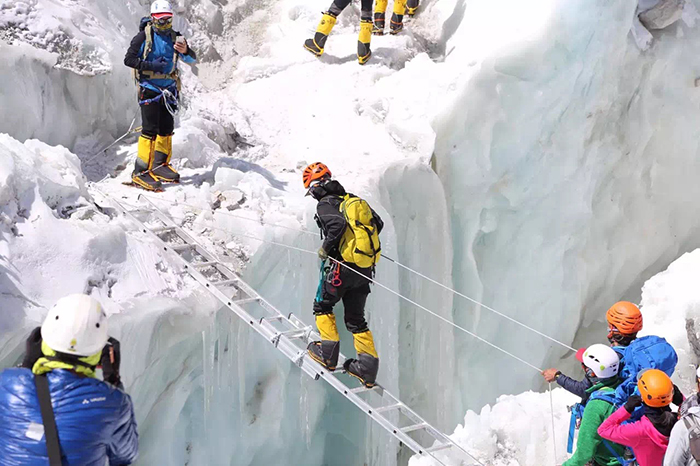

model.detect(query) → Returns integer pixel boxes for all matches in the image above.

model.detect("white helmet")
[41,294,109,357]
[150,0,173,16]
[580,344,620,379]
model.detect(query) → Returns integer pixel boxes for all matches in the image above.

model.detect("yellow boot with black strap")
[307,313,340,370]
[406,0,419,17]
[304,12,337,57]
[131,135,163,192]
[373,0,388,35]
[357,19,373,65]
[151,134,180,183]
[390,0,407,34]
[344,330,379,387]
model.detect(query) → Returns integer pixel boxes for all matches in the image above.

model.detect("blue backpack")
[613,335,678,409]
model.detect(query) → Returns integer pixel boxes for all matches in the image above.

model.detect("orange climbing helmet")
[303,162,332,189]
[606,301,643,336]
[637,368,674,408]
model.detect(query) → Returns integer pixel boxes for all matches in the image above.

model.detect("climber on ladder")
[303,163,384,388]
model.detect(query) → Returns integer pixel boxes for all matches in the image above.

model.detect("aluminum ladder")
[99,191,481,466]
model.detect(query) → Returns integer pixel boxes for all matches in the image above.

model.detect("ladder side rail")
[108,195,323,380]
[106,193,471,466]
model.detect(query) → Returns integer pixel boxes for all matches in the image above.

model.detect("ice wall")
[432,0,700,410]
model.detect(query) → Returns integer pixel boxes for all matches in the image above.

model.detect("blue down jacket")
[0,368,138,465]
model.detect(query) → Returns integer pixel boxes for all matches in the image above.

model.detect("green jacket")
[563,382,626,466]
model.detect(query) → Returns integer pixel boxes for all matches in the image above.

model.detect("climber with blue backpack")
[564,344,627,466]
[598,369,682,466]
[124,0,197,191]
[303,163,384,388]
[543,301,644,398]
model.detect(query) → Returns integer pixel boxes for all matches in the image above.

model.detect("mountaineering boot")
[390,0,407,34]
[308,341,340,370]
[304,12,337,57]
[357,20,373,65]
[344,354,379,387]
[131,135,163,192]
[406,0,419,17]
[307,314,340,370]
[344,330,379,387]
[373,0,388,35]
[151,134,180,183]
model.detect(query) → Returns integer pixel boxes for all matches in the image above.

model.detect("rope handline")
[549,382,558,464]
[383,256,576,352]
[85,110,141,165]
[156,214,545,374]
[138,195,575,353]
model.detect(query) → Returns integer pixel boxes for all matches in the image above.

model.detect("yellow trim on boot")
[137,135,155,167]
[359,20,372,45]
[353,330,378,358]
[165,134,173,163]
[155,135,168,156]
[315,314,340,341]
[317,13,337,36]
[375,0,388,13]
[393,0,407,15]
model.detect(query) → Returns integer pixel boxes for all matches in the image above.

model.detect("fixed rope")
[85,111,141,165]
[156,212,545,374]
[140,194,575,353]
[549,382,559,464]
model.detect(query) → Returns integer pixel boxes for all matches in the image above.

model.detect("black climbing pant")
[313,262,372,334]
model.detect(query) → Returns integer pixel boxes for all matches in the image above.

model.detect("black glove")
[101,337,122,388]
[21,327,43,369]
[142,57,169,73]
[624,395,643,413]
[673,384,685,406]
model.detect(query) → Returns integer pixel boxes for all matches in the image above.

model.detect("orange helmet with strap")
[606,301,643,336]
[637,369,674,408]
[303,162,332,189]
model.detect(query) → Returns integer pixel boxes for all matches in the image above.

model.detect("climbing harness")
[139,83,179,117]
[98,191,484,466]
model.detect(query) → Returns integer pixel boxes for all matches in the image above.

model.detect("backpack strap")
[34,374,62,466]
[683,416,700,462]
[137,24,181,88]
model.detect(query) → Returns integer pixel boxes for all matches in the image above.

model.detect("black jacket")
[314,180,383,258]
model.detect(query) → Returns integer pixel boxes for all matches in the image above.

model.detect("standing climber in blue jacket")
[124,0,197,192]
[0,294,138,465]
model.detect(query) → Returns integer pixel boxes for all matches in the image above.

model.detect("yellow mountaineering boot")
[307,314,340,370]
[357,20,373,65]
[131,135,163,192]
[406,0,419,17]
[151,134,180,183]
[373,0,388,35]
[343,330,379,387]
[390,0,407,34]
[304,12,337,57]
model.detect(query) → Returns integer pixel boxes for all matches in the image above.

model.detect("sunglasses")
[153,16,173,27]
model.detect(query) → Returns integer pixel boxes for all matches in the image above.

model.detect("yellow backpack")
[338,194,381,268]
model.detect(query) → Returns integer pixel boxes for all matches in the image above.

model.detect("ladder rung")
[350,386,373,395]
[192,261,218,268]
[260,315,285,324]
[171,244,195,252]
[375,403,402,413]
[401,423,428,433]
[150,226,176,234]
[271,327,310,347]
[425,443,453,453]
[232,297,260,306]
[127,208,152,215]
[213,279,238,287]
